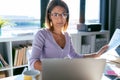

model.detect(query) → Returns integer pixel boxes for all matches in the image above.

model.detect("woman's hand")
[34,60,42,71]
[95,44,109,57]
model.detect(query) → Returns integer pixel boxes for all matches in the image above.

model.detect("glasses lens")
[52,13,59,17]
[62,13,68,18]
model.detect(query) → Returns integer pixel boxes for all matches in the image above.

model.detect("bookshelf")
[70,30,109,54]
[0,34,35,78]
[0,29,109,78]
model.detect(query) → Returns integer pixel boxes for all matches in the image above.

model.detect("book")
[16,47,23,66]
[13,44,31,66]
[22,46,27,65]
[13,47,19,66]
[19,46,25,66]
[0,71,6,78]
[0,54,9,67]
[16,45,27,66]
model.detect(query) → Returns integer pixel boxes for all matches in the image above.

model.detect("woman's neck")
[52,28,63,35]
[52,31,63,35]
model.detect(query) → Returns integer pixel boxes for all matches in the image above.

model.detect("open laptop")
[41,58,106,80]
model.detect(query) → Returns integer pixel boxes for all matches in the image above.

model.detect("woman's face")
[50,6,67,30]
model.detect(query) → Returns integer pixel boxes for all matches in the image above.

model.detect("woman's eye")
[62,13,67,17]
[52,13,59,17]
[53,13,58,17]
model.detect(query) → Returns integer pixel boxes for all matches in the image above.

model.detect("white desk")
[0,74,112,80]
[0,62,119,80]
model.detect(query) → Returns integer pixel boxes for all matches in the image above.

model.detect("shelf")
[70,31,109,54]
[0,66,11,71]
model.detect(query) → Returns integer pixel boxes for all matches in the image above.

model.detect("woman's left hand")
[96,44,109,57]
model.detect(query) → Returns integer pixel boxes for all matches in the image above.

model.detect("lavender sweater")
[29,29,83,69]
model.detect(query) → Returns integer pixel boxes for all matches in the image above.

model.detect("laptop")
[41,58,106,80]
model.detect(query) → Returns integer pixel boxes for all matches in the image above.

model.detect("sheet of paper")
[108,29,120,50]
[100,28,120,61]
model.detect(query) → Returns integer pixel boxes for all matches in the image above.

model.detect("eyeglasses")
[50,13,68,19]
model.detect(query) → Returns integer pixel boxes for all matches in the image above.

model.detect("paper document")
[108,29,120,50]
[100,28,120,62]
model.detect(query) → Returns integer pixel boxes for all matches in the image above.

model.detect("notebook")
[41,58,106,80]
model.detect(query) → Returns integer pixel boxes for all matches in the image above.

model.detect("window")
[63,0,100,29]
[49,0,101,30]
[0,0,40,30]
[63,0,80,30]
[0,0,100,30]
[85,0,100,24]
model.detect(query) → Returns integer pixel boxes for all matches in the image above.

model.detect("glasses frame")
[50,13,69,19]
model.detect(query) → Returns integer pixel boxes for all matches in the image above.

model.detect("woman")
[29,0,108,71]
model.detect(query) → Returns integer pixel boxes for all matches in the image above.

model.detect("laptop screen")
[41,58,106,80]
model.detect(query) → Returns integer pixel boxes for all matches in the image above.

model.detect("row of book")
[81,44,91,54]
[12,44,32,66]
[0,71,8,78]
[0,54,9,68]
[81,38,107,54]
[95,38,107,52]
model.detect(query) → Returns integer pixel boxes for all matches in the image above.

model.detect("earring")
[50,21,53,27]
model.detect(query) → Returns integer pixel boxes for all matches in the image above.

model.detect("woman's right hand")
[34,60,42,71]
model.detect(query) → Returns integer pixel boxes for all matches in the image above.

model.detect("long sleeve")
[29,29,46,69]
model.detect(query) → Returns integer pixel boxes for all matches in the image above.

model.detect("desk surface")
[0,74,112,80]
[0,62,119,80]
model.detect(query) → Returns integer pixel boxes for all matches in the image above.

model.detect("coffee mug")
[23,69,40,80]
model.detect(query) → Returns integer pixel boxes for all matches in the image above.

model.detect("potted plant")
[0,17,9,36]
